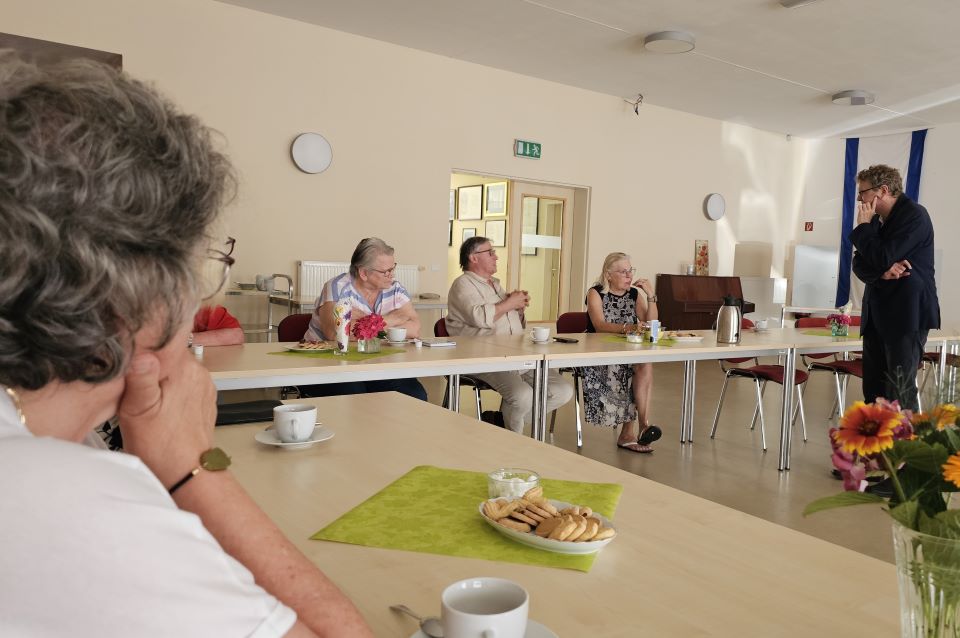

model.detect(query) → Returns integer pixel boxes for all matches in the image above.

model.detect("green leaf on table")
[803,491,885,516]
[944,427,960,452]
[889,501,919,529]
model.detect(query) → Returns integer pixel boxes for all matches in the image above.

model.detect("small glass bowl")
[487,468,540,499]
[625,332,644,343]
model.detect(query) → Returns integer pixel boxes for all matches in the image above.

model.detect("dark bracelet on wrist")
[168,467,201,495]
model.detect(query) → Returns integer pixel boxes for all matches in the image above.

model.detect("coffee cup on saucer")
[529,326,550,343]
[273,404,316,443]
[387,327,407,343]
[441,577,528,638]
[755,319,769,331]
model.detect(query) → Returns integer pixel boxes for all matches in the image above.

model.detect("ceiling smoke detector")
[643,31,695,54]
[779,0,823,8]
[831,90,876,106]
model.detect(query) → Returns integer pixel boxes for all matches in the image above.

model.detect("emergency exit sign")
[514,139,541,159]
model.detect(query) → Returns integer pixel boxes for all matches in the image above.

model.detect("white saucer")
[386,339,412,345]
[254,426,334,450]
[531,339,550,344]
[409,620,556,638]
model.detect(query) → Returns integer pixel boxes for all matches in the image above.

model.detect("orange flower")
[944,453,960,489]
[832,401,899,456]
[930,404,959,430]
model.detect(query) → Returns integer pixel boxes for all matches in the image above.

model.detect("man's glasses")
[200,236,235,300]
[474,248,497,257]
[858,185,881,199]
[609,267,636,277]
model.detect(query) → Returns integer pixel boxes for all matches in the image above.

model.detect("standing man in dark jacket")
[850,164,940,411]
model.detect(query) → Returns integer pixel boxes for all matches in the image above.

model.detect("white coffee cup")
[756,319,769,330]
[387,327,407,342]
[530,326,550,342]
[441,577,529,638]
[273,404,317,443]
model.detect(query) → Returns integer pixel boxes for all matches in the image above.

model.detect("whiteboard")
[792,245,839,308]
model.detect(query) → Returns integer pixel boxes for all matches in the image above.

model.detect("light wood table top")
[202,339,539,390]
[216,393,899,637]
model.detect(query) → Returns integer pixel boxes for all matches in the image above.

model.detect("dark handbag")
[215,399,283,426]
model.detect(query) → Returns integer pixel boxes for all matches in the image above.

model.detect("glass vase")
[830,322,849,337]
[892,521,960,637]
[356,338,381,354]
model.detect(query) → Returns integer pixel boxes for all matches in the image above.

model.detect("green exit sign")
[514,139,541,159]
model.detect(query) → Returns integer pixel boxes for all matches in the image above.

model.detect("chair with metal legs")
[551,312,587,448]
[710,318,808,450]
[434,319,490,419]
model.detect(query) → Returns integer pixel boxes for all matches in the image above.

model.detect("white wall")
[5,0,813,318]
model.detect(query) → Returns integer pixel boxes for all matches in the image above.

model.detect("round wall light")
[703,193,726,221]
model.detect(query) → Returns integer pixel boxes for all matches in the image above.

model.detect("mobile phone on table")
[553,337,579,343]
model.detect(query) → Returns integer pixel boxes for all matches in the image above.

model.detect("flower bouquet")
[826,312,852,336]
[805,399,960,636]
[351,314,387,353]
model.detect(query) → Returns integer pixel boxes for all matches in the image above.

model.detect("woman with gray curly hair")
[0,53,371,637]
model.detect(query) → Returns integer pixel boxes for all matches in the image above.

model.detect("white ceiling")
[218,0,960,138]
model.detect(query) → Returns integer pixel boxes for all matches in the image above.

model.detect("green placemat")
[269,347,404,361]
[312,465,623,572]
[602,335,675,347]
[800,328,860,340]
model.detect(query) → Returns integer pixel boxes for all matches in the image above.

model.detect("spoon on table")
[390,604,444,637]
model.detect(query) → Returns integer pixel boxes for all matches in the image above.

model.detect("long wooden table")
[215,393,899,636]
[202,339,539,413]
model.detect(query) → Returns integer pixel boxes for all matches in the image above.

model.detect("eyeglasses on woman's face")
[367,265,397,277]
[609,267,635,278]
[200,236,236,300]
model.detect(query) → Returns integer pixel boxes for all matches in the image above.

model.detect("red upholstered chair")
[553,312,588,447]
[277,313,314,399]
[435,318,492,420]
[278,313,312,342]
[710,317,808,450]
[796,316,863,417]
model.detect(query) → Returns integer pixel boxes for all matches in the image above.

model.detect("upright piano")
[655,274,755,330]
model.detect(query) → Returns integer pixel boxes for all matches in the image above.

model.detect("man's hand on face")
[856,197,878,225]
[881,259,912,281]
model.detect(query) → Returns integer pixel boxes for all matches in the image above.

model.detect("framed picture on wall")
[457,185,482,220]
[448,221,453,246]
[449,189,456,220]
[520,196,538,256]
[485,219,506,247]
[484,182,507,216]
[461,227,476,243]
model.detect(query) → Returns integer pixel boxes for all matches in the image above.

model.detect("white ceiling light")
[779,0,823,8]
[643,31,695,54]
[831,90,876,106]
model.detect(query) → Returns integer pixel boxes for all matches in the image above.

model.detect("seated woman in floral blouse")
[583,252,661,453]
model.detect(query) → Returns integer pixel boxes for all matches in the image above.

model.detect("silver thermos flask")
[716,295,742,344]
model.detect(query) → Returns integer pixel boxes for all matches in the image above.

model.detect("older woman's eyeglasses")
[609,267,636,277]
[367,266,397,276]
[200,236,236,299]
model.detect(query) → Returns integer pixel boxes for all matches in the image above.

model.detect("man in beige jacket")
[446,236,574,434]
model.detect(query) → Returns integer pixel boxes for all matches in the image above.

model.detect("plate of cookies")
[479,486,616,555]
[284,340,336,352]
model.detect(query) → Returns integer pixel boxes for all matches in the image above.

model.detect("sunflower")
[832,401,899,456]
[944,453,960,489]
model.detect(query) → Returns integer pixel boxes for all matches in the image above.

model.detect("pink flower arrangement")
[826,313,852,326]
[351,313,386,340]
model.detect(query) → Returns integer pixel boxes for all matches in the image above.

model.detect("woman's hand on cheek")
[117,352,217,489]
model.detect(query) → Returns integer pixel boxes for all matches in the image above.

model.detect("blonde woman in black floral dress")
[583,252,660,453]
